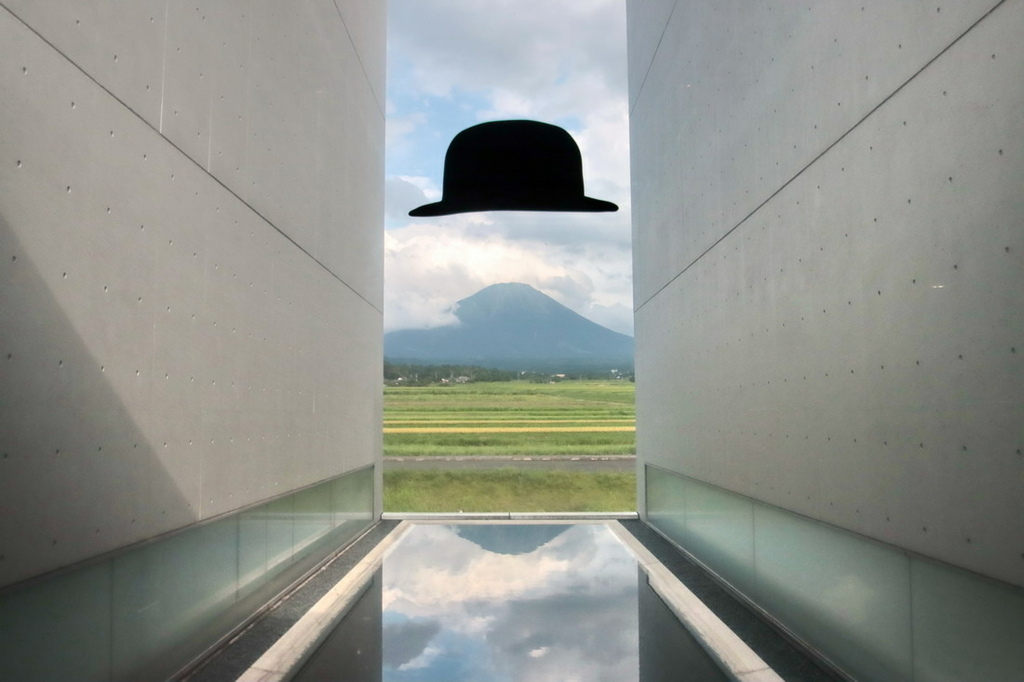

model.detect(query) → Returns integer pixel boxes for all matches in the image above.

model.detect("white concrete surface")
[630,0,1023,589]
[0,0,385,592]
[629,1,1024,678]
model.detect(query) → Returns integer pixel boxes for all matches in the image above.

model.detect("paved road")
[384,455,636,473]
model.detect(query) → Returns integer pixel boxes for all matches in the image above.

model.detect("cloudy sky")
[385,0,632,335]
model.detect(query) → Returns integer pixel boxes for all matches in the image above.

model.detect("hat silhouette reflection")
[409,120,618,217]
[452,524,570,555]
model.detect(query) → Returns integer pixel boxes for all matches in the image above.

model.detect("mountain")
[384,283,633,371]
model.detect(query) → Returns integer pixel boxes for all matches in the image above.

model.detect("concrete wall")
[0,0,384,595]
[630,1,1023,679]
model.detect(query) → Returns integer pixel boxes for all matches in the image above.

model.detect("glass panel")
[911,558,1024,682]
[263,493,296,579]
[682,478,756,596]
[0,561,112,681]
[334,465,374,528]
[238,505,269,599]
[754,505,913,681]
[647,468,756,595]
[646,464,687,542]
[112,517,238,681]
[292,481,334,563]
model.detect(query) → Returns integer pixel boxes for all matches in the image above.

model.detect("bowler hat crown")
[409,120,618,217]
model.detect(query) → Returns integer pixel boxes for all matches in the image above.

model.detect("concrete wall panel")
[625,0,677,109]
[2,0,167,124]
[160,2,219,165]
[630,0,1004,305]
[330,0,387,109]
[0,0,384,591]
[3,0,384,306]
[632,0,1023,589]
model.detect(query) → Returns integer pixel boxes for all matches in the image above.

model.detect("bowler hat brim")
[409,195,618,217]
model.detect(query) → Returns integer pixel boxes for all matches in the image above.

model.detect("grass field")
[383,469,636,513]
[383,381,637,511]
[384,380,635,457]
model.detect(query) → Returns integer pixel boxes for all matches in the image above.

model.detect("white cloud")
[389,0,626,101]
[385,176,432,220]
[384,222,633,334]
[385,110,427,157]
[400,175,442,200]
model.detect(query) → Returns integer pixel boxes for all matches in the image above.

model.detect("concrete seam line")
[609,522,782,682]
[629,0,681,116]
[236,521,413,682]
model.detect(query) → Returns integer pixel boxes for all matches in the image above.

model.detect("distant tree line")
[384,362,516,385]
[384,361,633,386]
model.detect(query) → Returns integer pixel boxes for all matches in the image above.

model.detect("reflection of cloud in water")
[396,646,440,672]
[386,627,506,682]
[488,589,638,682]
[383,525,625,619]
[383,619,442,669]
[382,524,639,681]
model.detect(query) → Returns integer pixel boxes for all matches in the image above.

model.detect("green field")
[383,381,637,512]
[384,469,636,513]
[384,380,635,457]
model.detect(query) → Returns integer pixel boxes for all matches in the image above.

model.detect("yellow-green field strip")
[384,410,633,416]
[382,417,630,421]
[383,381,636,457]
[384,426,635,433]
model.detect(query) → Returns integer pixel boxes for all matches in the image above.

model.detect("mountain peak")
[454,283,577,323]
[385,283,633,371]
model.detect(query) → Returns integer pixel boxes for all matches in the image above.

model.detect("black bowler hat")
[409,120,618,217]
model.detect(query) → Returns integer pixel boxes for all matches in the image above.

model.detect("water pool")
[292,523,728,681]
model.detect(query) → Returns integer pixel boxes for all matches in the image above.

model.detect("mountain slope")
[384,283,633,370]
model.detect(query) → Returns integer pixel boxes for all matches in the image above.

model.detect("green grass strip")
[384,444,633,457]
[384,431,635,457]
[383,469,637,513]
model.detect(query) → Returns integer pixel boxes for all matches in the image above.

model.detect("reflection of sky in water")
[382,524,639,682]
